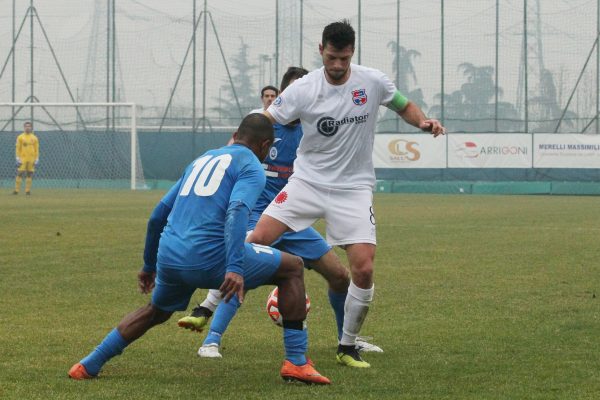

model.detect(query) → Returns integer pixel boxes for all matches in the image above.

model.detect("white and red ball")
[266,287,310,327]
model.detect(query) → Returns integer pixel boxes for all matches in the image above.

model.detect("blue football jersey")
[157,144,265,269]
[250,123,302,226]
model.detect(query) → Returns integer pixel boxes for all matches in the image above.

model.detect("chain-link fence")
[0,0,598,134]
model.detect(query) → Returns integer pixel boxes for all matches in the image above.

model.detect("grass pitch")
[1,190,599,399]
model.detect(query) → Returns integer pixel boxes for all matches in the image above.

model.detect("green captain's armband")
[386,90,409,113]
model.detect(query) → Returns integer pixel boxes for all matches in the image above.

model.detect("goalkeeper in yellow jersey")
[14,121,39,195]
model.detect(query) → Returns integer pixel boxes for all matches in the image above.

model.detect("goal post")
[0,102,146,190]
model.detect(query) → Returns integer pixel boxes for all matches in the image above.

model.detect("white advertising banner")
[534,134,600,168]
[448,134,532,168]
[373,134,446,168]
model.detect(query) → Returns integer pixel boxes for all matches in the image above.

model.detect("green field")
[1,190,599,399]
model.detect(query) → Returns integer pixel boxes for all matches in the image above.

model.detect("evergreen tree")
[530,68,577,132]
[212,39,257,126]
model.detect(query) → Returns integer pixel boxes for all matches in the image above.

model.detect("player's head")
[260,85,279,109]
[24,121,32,133]
[319,20,355,84]
[322,19,355,50]
[233,113,274,161]
[280,66,308,92]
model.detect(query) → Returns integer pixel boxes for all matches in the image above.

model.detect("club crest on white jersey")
[352,89,368,106]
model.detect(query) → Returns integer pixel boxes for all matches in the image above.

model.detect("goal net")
[0,103,146,190]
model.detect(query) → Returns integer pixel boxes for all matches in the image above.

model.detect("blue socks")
[283,325,307,366]
[328,289,347,340]
[205,294,307,366]
[80,328,129,376]
[203,294,241,346]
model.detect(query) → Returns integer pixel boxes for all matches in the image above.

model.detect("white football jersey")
[248,107,265,115]
[267,64,396,189]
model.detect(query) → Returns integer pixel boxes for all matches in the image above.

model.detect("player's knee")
[246,229,267,245]
[150,306,172,325]
[134,304,172,326]
[278,253,304,281]
[351,260,373,283]
[329,267,350,293]
[289,255,304,280]
[118,304,154,332]
[316,260,350,292]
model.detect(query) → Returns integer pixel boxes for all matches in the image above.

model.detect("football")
[266,287,310,327]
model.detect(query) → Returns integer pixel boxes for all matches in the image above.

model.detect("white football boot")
[356,336,384,353]
[197,343,222,358]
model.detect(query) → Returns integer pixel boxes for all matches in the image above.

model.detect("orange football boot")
[280,360,331,385]
[68,363,95,380]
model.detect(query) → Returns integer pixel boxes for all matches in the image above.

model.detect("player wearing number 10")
[68,114,330,385]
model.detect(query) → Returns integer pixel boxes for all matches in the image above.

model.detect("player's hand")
[137,270,155,294]
[419,119,445,137]
[34,159,39,166]
[15,157,21,167]
[220,272,244,304]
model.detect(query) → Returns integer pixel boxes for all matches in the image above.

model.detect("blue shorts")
[152,243,281,312]
[272,227,331,265]
[249,218,331,264]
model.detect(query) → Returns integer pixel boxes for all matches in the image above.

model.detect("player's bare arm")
[386,91,445,137]
[399,102,445,137]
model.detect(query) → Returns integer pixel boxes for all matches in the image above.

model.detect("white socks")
[340,281,374,346]
[200,289,223,312]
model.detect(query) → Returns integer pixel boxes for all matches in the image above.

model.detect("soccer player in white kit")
[247,20,445,368]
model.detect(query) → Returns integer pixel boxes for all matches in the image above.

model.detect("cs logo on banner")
[387,139,420,161]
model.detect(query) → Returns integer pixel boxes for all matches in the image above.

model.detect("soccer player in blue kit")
[177,67,382,359]
[68,114,331,385]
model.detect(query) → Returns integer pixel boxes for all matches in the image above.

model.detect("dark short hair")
[280,67,308,92]
[24,121,32,126]
[237,113,274,145]
[261,85,279,98]
[322,19,355,50]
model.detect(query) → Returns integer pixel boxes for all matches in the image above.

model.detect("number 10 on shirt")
[180,154,232,197]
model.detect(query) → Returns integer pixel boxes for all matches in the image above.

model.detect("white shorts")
[263,177,376,246]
